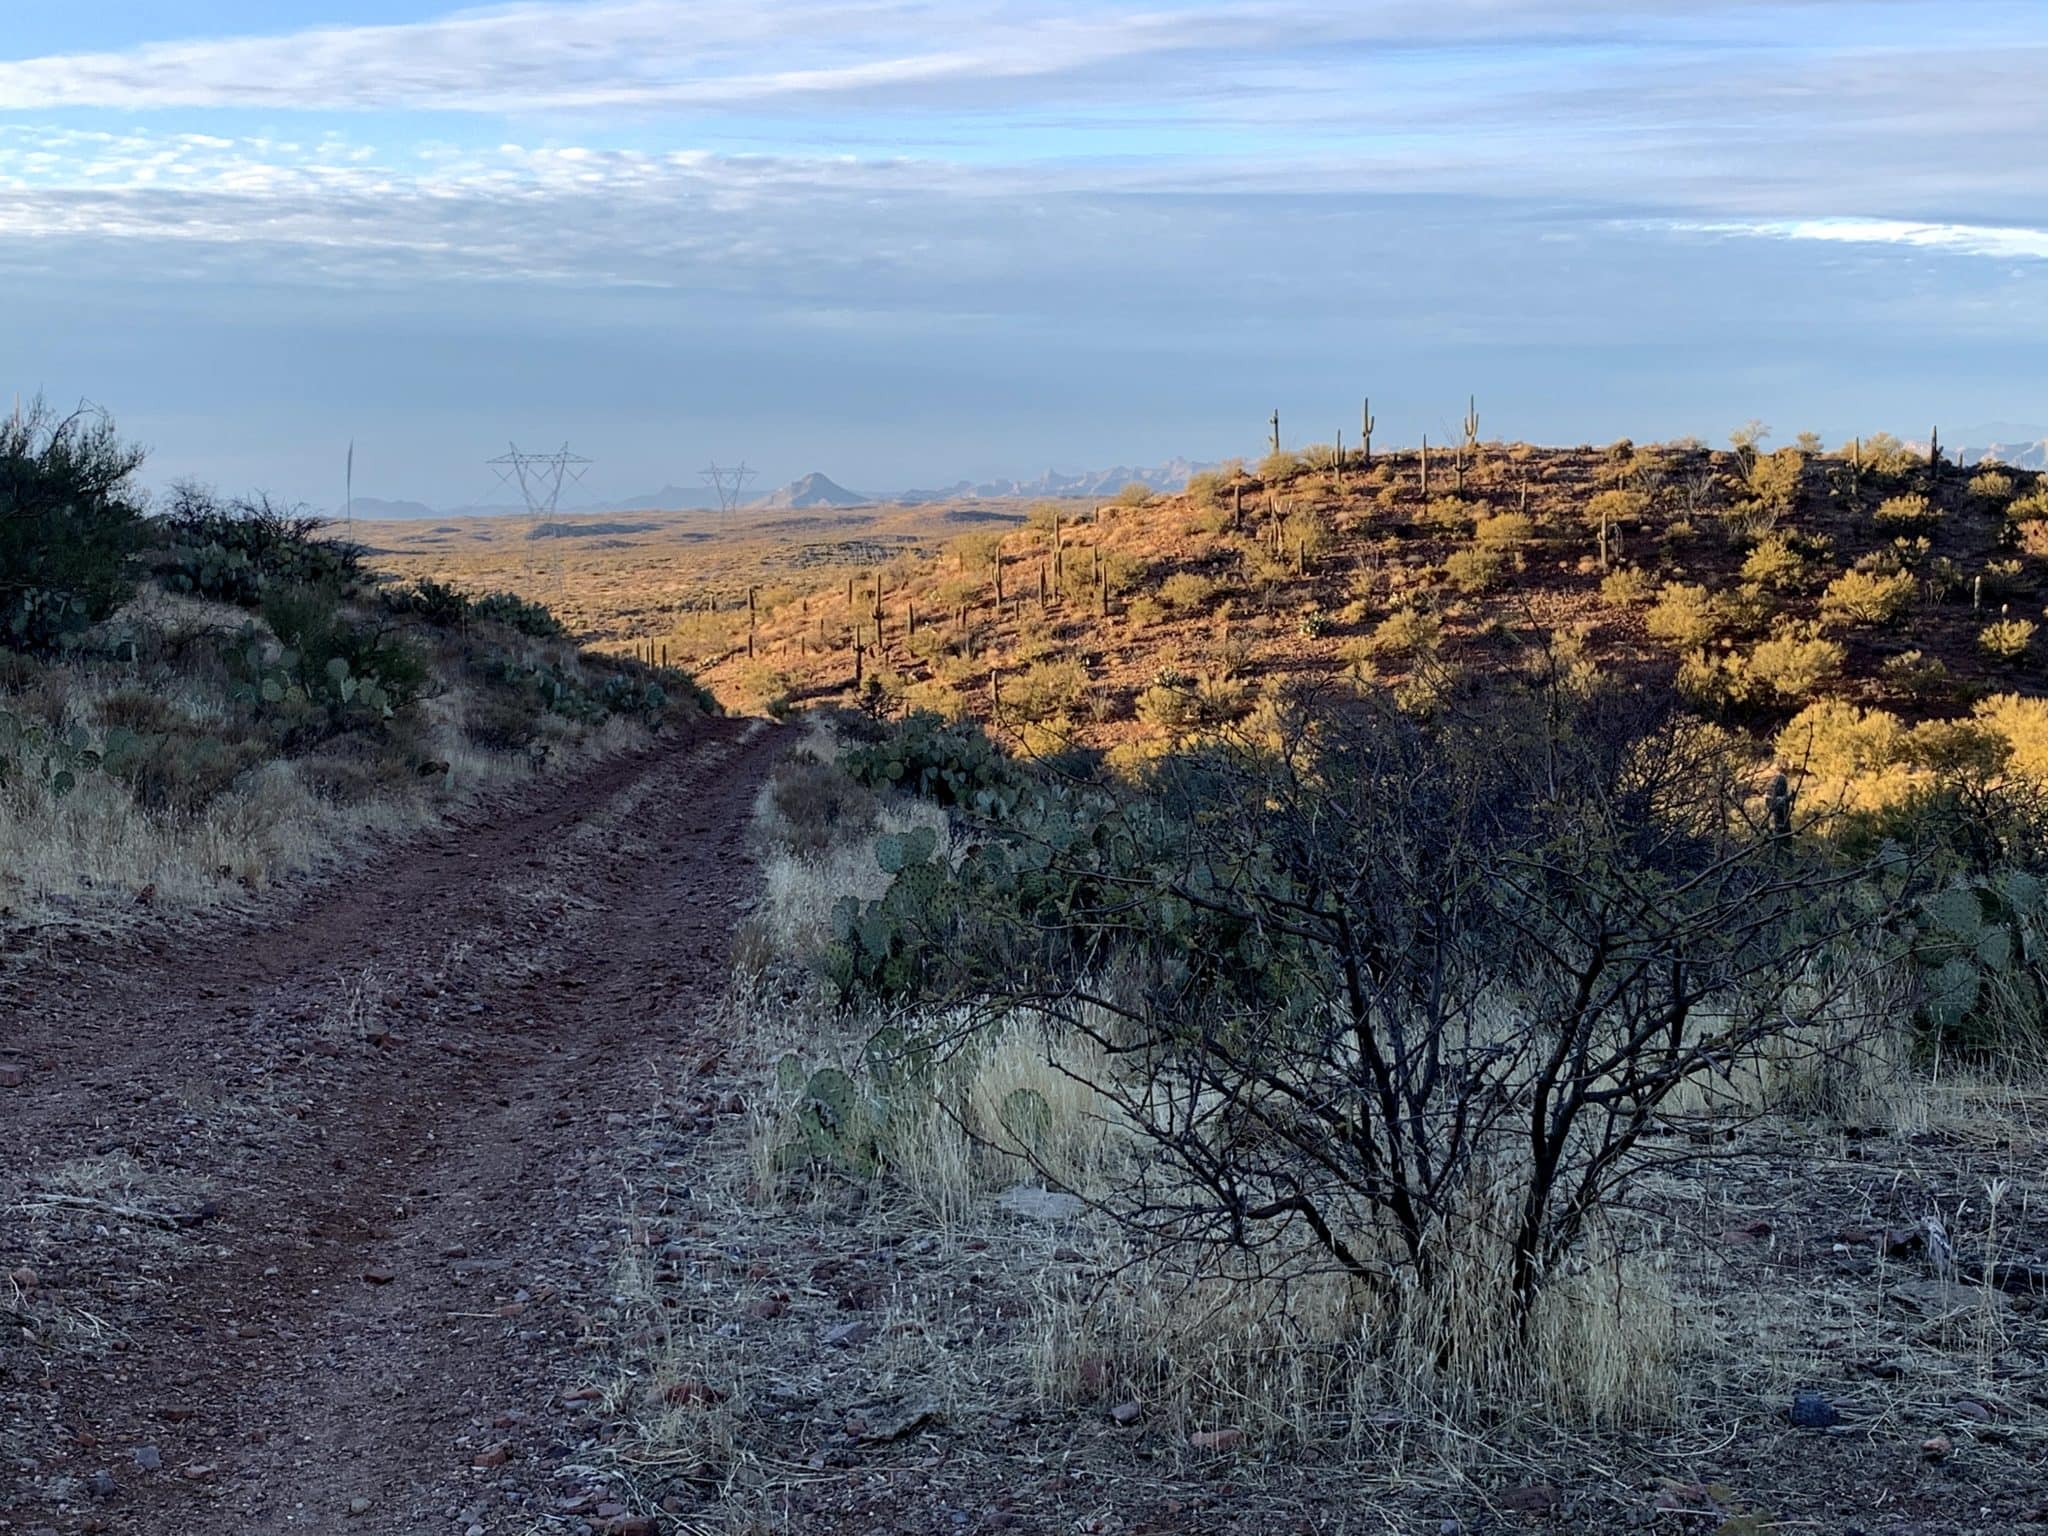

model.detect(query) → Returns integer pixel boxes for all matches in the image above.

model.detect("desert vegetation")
[589,634,2047,1526]
[0,397,714,933]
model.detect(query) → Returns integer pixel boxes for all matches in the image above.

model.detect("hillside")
[0,407,714,935]
[702,435,2048,778]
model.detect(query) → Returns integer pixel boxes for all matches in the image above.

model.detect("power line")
[700,462,757,514]
[486,442,593,597]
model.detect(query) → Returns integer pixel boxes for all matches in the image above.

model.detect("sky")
[1,1,2044,508]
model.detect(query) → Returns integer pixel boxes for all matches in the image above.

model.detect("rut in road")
[1,717,787,1534]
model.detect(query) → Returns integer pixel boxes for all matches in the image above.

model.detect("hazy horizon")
[5,1,2044,507]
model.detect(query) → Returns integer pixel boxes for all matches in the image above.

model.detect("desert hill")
[698,435,2048,766]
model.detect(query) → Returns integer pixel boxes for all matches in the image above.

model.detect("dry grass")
[591,737,2048,1530]
[0,590,662,938]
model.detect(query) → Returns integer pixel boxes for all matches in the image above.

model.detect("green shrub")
[1115,482,1155,508]
[155,486,360,606]
[1443,546,1508,594]
[1644,583,1720,649]
[1598,567,1653,605]
[841,711,1025,816]
[1740,536,1808,591]
[1361,608,1441,660]
[1158,571,1216,614]
[0,400,146,653]
[1873,493,1937,531]
[1745,634,1845,700]
[1473,512,1533,547]
[1820,568,1914,626]
[471,590,566,638]
[1978,619,2036,661]
[1009,658,1088,723]
[1969,471,2016,506]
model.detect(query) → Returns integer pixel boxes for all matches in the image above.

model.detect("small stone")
[178,1463,217,1482]
[0,1063,25,1088]
[1921,1434,1953,1460]
[1109,1401,1142,1427]
[1189,1428,1244,1452]
[823,1320,875,1348]
[473,1444,510,1469]
[1498,1484,1560,1513]
[1788,1390,1841,1429]
[348,1496,374,1515]
[9,1266,37,1291]
[362,1267,397,1285]
[87,1470,117,1499]
[132,1446,162,1472]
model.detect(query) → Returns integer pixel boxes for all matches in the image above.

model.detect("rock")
[1921,1434,1953,1461]
[473,1444,510,1469]
[1188,1428,1244,1453]
[348,1496,374,1515]
[823,1320,875,1348]
[1110,1401,1142,1427]
[1788,1390,1841,1429]
[87,1470,116,1499]
[0,1063,25,1088]
[10,1266,37,1291]
[1498,1484,1560,1513]
[362,1267,397,1285]
[132,1446,162,1472]
[995,1185,1084,1222]
[178,1463,217,1482]
[855,1399,939,1442]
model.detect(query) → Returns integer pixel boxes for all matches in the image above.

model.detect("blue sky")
[2,2,2043,507]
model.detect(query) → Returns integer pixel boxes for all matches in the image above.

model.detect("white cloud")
[1683,218,2048,264]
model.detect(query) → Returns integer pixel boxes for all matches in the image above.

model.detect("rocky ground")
[0,717,786,1535]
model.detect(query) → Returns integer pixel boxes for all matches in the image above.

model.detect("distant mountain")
[332,457,1221,522]
[598,483,724,512]
[337,496,439,521]
[895,458,1218,504]
[1912,425,2047,470]
[749,472,870,510]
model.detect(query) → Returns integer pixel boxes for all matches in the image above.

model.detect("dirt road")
[1,718,785,1534]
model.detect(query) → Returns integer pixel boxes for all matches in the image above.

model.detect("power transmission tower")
[700,462,757,514]
[487,442,593,598]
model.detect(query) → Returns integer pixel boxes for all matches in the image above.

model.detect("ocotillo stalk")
[1362,398,1375,465]
[1270,409,1281,456]
[1296,536,1306,576]
[907,599,916,637]
[1421,435,1430,499]
[1334,429,1344,489]
[846,574,855,609]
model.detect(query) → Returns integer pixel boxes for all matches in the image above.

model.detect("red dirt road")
[1,718,785,1534]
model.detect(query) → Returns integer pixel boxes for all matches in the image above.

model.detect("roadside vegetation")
[0,398,716,934]
[594,657,2047,1528]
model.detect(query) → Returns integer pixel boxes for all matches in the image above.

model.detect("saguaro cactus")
[1361,398,1375,465]
[1270,409,1281,456]
[1421,434,1430,499]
